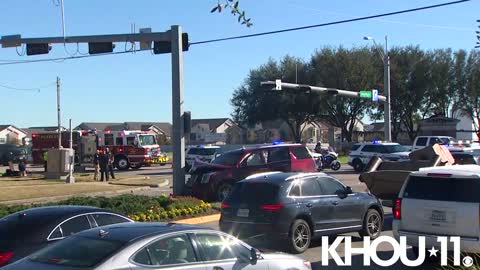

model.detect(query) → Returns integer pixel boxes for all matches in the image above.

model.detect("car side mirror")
[250,247,259,265]
[346,186,353,194]
[215,153,221,158]
[335,189,347,199]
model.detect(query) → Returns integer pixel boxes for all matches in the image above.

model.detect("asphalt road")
[0,164,440,269]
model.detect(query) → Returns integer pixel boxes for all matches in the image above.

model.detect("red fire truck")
[31,130,168,170]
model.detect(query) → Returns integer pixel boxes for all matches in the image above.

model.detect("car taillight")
[260,203,284,211]
[393,198,402,220]
[221,202,230,209]
[0,251,14,266]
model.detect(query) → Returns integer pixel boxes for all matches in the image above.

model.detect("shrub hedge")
[0,194,213,222]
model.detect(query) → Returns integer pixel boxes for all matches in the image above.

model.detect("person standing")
[7,151,15,173]
[99,149,109,182]
[18,158,27,177]
[93,149,100,181]
[42,150,48,172]
[105,148,115,179]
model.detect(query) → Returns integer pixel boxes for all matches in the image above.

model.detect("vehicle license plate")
[237,209,249,217]
[430,210,447,222]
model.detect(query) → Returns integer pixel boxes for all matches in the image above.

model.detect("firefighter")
[105,148,115,180]
[93,149,100,181]
[42,151,48,172]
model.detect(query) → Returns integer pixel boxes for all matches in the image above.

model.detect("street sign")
[359,90,372,99]
[275,79,282,90]
[372,89,379,102]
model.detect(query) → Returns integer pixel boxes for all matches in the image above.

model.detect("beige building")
[189,118,244,145]
[0,125,27,145]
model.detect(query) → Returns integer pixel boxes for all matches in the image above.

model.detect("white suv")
[185,145,221,166]
[348,142,410,172]
[393,165,480,254]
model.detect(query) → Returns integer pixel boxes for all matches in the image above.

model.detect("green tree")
[311,47,381,142]
[459,50,480,137]
[231,56,321,142]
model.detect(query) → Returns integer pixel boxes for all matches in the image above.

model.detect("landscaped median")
[0,194,220,223]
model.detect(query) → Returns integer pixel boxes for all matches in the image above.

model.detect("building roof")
[75,122,172,137]
[0,125,10,132]
[22,127,66,137]
[191,118,232,131]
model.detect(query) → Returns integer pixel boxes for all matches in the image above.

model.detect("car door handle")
[213,267,224,270]
[306,203,313,208]
[332,201,339,206]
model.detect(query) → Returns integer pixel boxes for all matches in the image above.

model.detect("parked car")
[2,222,312,270]
[348,142,410,172]
[411,136,455,151]
[0,206,133,266]
[189,144,317,201]
[0,144,27,166]
[220,172,383,253]
[185,145,221,171]
[393,165,480,255]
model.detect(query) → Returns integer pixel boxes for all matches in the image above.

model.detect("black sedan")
[220,172,384,253]
[0,205,132,266]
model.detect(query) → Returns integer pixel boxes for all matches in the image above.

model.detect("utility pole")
[384,35,392,142]
[57,76,62,148]
[171,25,186,195]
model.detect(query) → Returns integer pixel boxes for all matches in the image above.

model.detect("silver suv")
[393,165,480,254]
[348,142,410,172]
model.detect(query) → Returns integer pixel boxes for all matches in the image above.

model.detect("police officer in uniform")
[99,149,109,182]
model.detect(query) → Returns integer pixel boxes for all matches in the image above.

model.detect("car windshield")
[211,151,243,166]
[29,235,125,267]
[383,145,405,153]
[228,182,280,204]
[404,176,480,203]
[138,135,156,146]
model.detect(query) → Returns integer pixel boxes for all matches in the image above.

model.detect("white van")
[411,136,454,151]
[393,165,480,254]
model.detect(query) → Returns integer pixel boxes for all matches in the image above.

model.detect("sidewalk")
[0,178,169,206]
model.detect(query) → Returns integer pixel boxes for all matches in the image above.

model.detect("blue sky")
[0,0,478,128]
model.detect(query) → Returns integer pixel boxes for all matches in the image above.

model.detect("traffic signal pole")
[261,81,387,102]
[1,27,187,192]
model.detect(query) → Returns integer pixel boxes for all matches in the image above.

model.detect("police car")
[185,145,221,167]
[348,141,410,172]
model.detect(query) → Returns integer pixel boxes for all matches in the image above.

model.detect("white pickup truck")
[411,136,455,151]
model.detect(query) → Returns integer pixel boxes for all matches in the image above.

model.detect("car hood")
[260,252,308,268]
[384,151,410,157]
[190,159,234,174]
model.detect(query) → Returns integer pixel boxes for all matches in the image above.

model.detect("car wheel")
[353,159,364,172]
[331,160,341,171]
[359,209,382,239]
[288,219,311,254]
[216,182,233,202]
[115,156,130,171]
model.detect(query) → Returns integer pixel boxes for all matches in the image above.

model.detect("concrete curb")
[109,178,170,188]
[0,186,152,206]
[175,213,221,224]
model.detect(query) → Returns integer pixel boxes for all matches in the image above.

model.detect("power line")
[0,0,470,66]
[0,81,56,92]
[190,0,470,45]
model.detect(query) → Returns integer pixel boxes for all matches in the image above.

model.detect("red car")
[189,144,317,201]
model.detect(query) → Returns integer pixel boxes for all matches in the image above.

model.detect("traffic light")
[153,33,189,54]
[26,43,51,55]
[183,111,191,134]
[88,42,115,54]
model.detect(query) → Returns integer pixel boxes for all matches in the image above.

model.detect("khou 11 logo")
[321,236,473,267]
